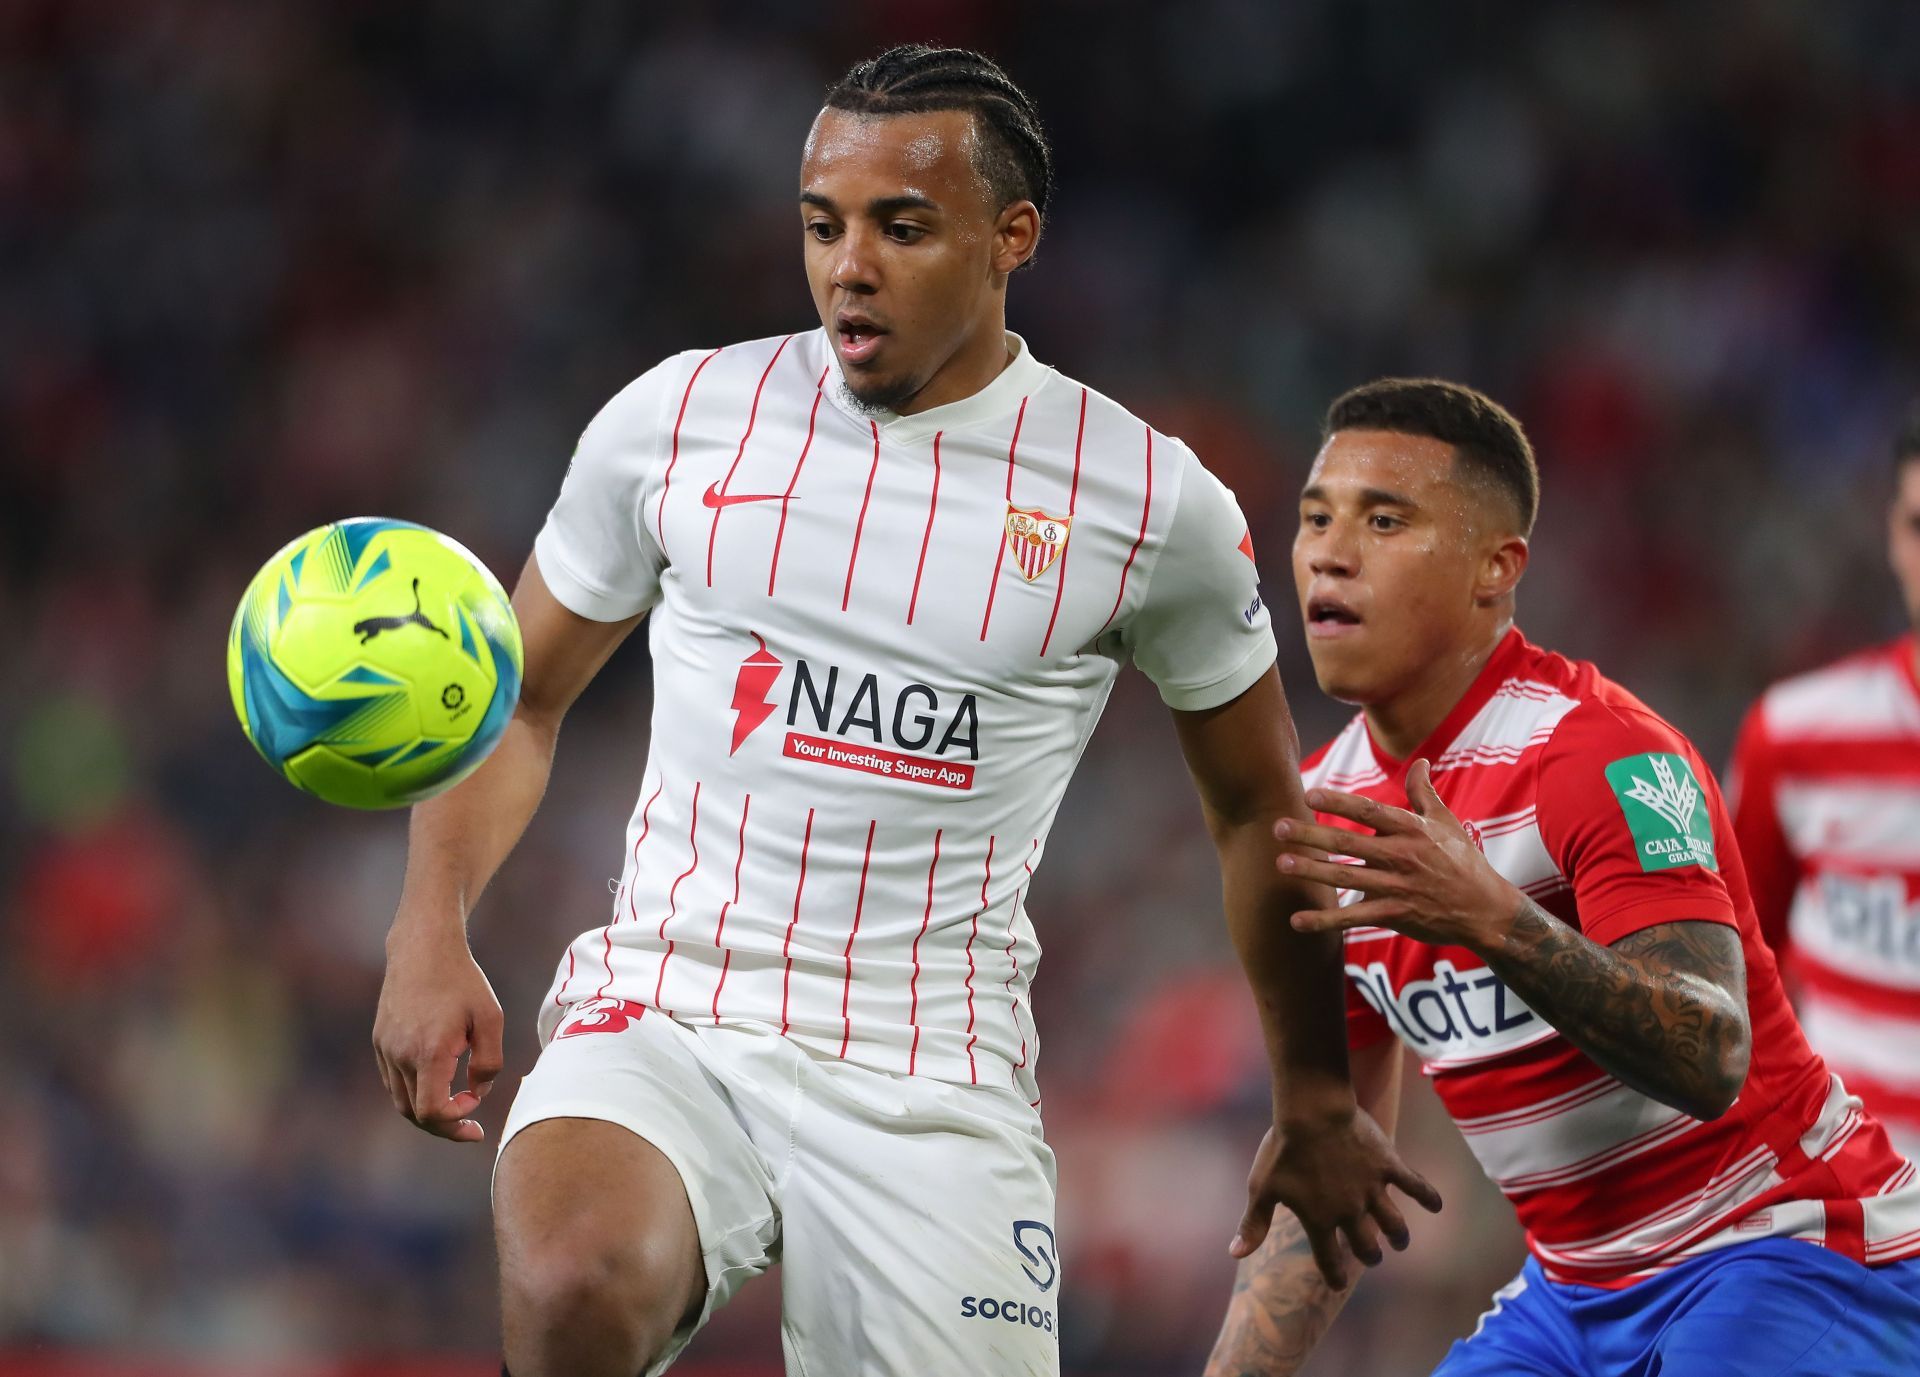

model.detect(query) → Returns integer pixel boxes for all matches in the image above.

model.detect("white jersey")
[531,328,1275,1100]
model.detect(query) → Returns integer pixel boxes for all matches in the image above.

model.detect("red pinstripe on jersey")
[1097,424,1153,636]
[841,421,882,611]
[909,828,942,1075]
[780,806,816,1036]
[656,348,722,558]
[1005,839,1038,1070]
[978,397,1029,641]
[710,792,750,1023]
[907,431,943,625]
[651,779,703,1014]
[839,819,878,1057]
[593,776,665,1000]
[706,335,792,587]
[1038,389,1087,657]
[537,329,1276,1096]
[964,834,996,1084]
[767,366,830,596]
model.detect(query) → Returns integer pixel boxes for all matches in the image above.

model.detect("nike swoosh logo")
[702,483,788,509]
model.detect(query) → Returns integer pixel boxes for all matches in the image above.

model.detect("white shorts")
[499,998,1061,1376]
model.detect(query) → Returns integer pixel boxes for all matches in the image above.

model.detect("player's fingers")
[1405,759,1452,822]
[1305,1221,1349,1291]
[468,1008,505,1101]
[1305,788,1415,834]
[1370,1192,1411,1252]
[1290,898,1411,932]
[405,1046,463,1125]
[1343,1213,1384,1268]
[1230,1192,1274,1258]
[1278,854,1408,893]
[1391,1160,1445,1214]
[1273,818,1394,863]
[374,1048,409,1117]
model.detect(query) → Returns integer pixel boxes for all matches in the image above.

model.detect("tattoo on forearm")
[1487,904,1750,1117]
[1205,1214,1351,1377]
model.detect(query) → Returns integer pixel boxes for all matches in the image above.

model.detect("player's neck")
[1364,620,1513,763]
[895,319,1015,416]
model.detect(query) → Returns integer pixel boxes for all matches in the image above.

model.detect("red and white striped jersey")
[1728,637,1920,1153]
[1308,630,1920,1287]
[530,329,1275,1104]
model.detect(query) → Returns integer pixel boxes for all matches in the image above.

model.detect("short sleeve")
[532,358,682,622]
[1534,701,1738,949]
[1725,700,1800,953]
[1121,446,1278,710]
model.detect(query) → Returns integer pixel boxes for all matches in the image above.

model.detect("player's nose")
[830,224,882,295]
[1306,526,1360,576]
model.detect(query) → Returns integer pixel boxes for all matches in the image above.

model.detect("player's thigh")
[494,1115,705,1327]
[1639,1243,1920,1377]
[779,1068,1061,1377]
[1430,1263,1584,1377]
[495,1002,781,1344]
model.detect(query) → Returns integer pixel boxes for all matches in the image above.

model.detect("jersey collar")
[1364,626,1532,783]
[824,329,1052,444]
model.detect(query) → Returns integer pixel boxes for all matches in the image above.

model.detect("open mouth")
[837,313,887,366]
[1306,596,1363,636]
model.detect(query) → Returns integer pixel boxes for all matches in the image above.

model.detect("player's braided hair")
[1324,378,1541,536]
[824,45,1053,234]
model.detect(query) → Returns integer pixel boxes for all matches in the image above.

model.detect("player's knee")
[501,1232,690,1371]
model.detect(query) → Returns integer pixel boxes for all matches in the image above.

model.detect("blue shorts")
[1433,1239,1920,1376]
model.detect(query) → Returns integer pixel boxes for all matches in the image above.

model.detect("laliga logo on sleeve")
[1013,1220,1058,1293]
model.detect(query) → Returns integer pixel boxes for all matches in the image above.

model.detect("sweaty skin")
[1205,423,1755,1376]
[377,101,1443,1377]
[798,108,1036,415]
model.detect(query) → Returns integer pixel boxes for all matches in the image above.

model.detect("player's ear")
[991,200,1041,277]
[1474,534,1529,607]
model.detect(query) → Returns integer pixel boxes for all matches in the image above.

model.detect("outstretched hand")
[1274,759,1523,950]
[1232,1106,1442,1290]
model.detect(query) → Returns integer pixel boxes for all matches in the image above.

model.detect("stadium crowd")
[3,2,1918,1372]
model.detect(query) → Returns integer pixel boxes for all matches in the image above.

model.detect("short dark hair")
[824,45,1053,228]
[1896,402,1920,473]
[1323,378,1540,535]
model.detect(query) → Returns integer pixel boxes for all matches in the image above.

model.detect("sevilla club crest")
[1004,505,1072,581]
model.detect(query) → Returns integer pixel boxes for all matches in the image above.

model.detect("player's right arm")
[373,357,683,1143]
[373,560,644,1142]
[1203,1036,1405,1377]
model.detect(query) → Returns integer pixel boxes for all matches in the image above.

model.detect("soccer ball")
[227,518,525,809]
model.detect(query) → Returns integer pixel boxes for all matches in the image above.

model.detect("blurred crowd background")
[4,1,1919,1373]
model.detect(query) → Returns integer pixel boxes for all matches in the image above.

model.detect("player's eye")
[1369,513,1404,532]
[885,222,927,243]
[805,221,839,242]
[1301,510,1331,530]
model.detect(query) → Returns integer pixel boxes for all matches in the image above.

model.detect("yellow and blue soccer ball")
[227,518,524,809]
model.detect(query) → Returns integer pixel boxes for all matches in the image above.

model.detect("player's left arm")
[1281,759,1752,1122]
[1175,670,1441,1287]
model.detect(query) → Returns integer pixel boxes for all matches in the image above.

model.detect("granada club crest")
[1005,505,1072,581]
